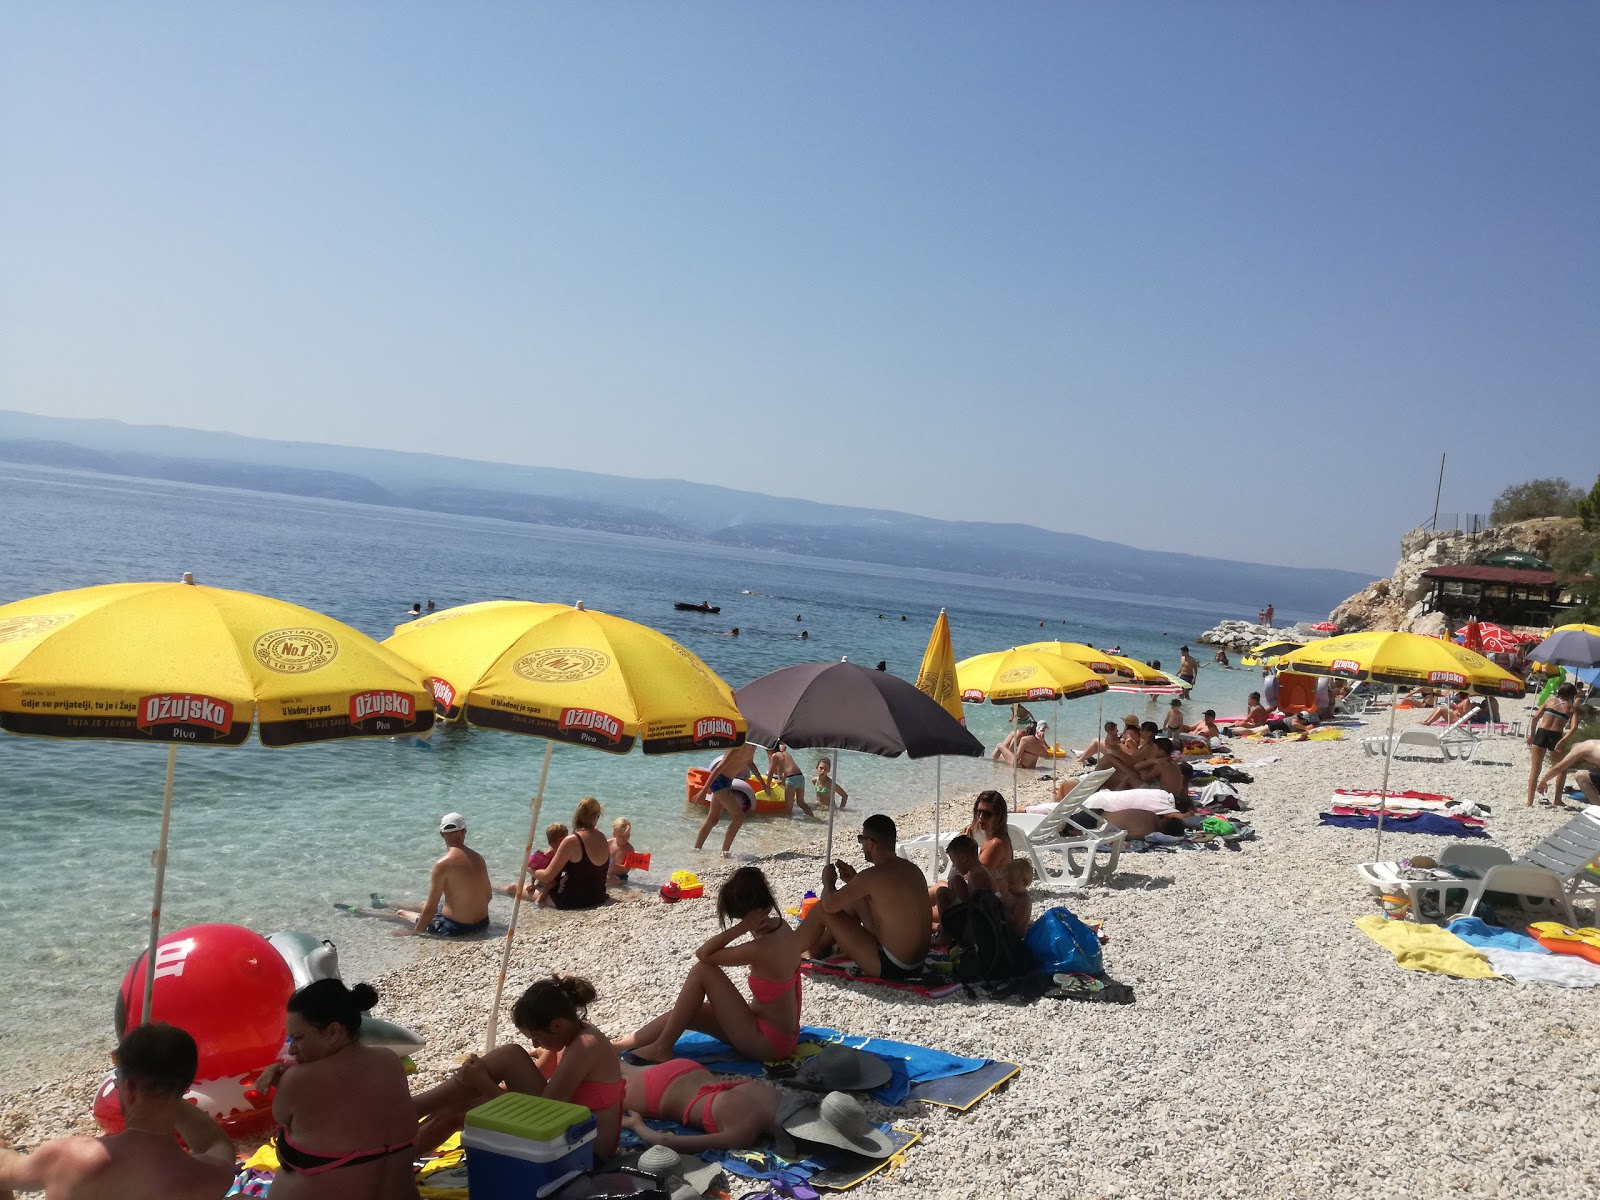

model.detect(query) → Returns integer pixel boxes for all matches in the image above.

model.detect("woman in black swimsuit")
[1526,683,1578,808]
[534,796,611,909]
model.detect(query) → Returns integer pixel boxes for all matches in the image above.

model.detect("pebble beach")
[3,707,1597,1199]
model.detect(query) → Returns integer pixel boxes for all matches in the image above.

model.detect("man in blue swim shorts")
[392,812,494,937]
[693,742,762,854]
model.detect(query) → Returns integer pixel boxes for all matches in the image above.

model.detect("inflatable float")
[685,767,788,814]
[94,923,425,1138]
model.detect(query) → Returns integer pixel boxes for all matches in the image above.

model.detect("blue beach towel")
[1446,917,1549,955]
[670,1025,986,1106]
[1318,812,1490,838]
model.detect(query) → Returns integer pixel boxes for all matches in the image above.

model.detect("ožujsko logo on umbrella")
[349,690,415,726]
[1498,678,1523,694]
[961,688,985,702]
[426,677,457,709]
[0,613,71,645]
[559,707,623,743]
[137,693,234,736]
[252,628,338,674]
[1331,659,1363,676]
[1026,687,1056,700]
[513,648,611,683]
[1429,671,1466,687]
[692,716,737,745]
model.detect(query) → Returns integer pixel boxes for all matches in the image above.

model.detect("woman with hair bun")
[254,980,417,1198]
[612,866,803,1065]
[412,974,622,1158]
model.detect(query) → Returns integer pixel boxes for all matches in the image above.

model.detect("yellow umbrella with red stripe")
[0,577,434,1022]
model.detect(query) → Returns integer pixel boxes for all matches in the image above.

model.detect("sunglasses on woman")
[973,806,998,817]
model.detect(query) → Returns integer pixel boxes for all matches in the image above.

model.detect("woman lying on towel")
[411,975,623,1157]
[614,867,804,1065]
[618,1059,784,1150]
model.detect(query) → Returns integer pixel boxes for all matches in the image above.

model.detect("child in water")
[812,758,848,810]
[608,818,638,885]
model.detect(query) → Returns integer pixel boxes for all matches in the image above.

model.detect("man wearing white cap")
[393,812,493,937]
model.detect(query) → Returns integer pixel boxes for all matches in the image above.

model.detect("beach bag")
[945,890,1028,981]
[1212,765,1253,784]
[1023,906,1103,977]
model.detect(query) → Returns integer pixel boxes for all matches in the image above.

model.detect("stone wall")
[1327,517,1580,633]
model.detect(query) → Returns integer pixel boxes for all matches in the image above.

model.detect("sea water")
[0,463,1306,1082]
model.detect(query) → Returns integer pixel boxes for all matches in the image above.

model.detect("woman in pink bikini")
[412,975,623,1157]
[613,868,803,1065]
[619,1060,784,1150]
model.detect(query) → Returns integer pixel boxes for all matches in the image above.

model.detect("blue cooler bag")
[464,1092,597,1198]
[1024,906,1104,976]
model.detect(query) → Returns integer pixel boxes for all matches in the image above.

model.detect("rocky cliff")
[1327,518,1580,634]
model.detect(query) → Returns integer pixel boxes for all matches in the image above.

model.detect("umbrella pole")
[141,744,178,1025]
[1052,698,1060,791]
[823,751,839,865]
[486,739,555,1052]
[1375,685,1399,859]
[931,757,942,878]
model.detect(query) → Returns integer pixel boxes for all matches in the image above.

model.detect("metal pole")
[1431,453,1445,532]
[930,758,942,878]
[1375,685,1399,859]
[823,750,839,864]
[141,744,179,1025]
[486,739,555,1051]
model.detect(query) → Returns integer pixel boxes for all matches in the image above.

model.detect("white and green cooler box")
[462,1092,597,1197]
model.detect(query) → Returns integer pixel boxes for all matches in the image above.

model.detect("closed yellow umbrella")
[384,599,745,1046]
[1275,630,1525,854]
[914,609,963,875]
[0,577,434,1021]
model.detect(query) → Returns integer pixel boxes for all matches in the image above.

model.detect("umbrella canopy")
[1454,622,1522,655]
[0,581,434,744]
[1525,625,1600,669]
[955,649,1108,705]
[384,600,745,1047]
[1273,631,1526,698]
[1241,640,1306,666]
[0,578,435,1023]
[1483,551,1551,571]
[914,609,964,724]
[1308,621,1341,633]
[737,661,983,759]
[1014,640,1129,676]
[384,600,745,754]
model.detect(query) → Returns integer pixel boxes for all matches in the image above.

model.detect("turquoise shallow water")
[0,463,1297,1081]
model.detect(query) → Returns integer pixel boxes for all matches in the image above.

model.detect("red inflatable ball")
[98,924,294,1137]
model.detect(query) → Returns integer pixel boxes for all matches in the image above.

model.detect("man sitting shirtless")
[800,814,932,979]
[993,722,1047,769]
[0,1024,233,1200]
[393,812,493,937]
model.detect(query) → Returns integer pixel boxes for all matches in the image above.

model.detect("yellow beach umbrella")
[956,648,1107,805]
[0,577,434,1022]
[1015,640,1129,677]
[384,599,745,1047]
[914,608,963,876]
[915,608,964,723]
[1275,630,1525,854]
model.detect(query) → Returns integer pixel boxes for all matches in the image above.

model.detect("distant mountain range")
[0,410,1374,611]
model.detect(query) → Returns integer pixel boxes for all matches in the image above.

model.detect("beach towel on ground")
[1445,917,1548,955]
[669,1026,987,1107]
[1479,948,1600,987]
[801,955,962,999]
[1319,812,1490,838]
[1354,913,1500,979]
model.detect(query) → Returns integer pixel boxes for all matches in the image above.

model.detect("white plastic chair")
[897,771,1115,875]
[1361,703,1483,761]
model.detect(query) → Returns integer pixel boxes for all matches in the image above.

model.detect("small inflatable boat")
[674,601,721,613]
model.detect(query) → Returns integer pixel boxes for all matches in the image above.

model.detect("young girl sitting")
[499,823,567,900]
[412,975,623,1157]
[812,758,848,810]
[613,867,804,1064]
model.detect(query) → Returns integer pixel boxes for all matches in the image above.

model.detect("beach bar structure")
[1420,564,1590,629]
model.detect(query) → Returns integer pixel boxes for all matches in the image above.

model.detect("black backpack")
[945,890,1029,982]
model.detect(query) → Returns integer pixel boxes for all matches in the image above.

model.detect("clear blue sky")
[2,3,1595,574]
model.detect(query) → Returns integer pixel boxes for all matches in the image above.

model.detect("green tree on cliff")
[1490,477,1582,525]
[1575,472,1600,532]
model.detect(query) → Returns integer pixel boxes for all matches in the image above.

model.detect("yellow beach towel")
[1354,913,1500,980]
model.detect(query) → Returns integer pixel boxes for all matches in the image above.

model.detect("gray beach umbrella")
[1525,627,1600,670]
[734,660,984,861]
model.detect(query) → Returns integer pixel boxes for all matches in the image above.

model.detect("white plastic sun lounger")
[1361,703,1483,761]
